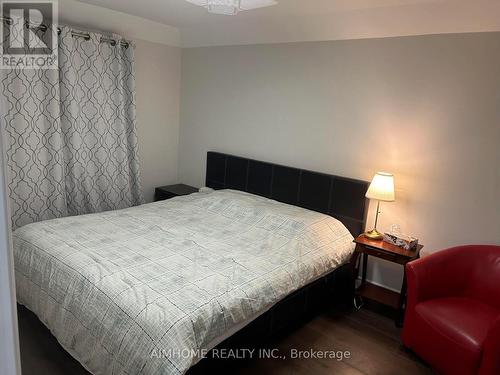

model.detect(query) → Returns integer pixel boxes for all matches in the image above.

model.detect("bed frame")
[204,152,368,236]
[189,152,369,373]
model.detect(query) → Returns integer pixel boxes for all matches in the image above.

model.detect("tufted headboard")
[205,152,368,236]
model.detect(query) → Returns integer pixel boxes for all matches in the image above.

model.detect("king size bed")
[13,152,368,375]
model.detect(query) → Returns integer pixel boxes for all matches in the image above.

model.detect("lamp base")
[364,228,383,240]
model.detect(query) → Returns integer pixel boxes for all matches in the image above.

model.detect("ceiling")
[75,0,500,47]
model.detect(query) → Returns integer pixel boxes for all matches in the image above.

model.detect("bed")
[13,152,368,375]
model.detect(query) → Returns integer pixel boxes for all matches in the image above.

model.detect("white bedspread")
[13,189,354,374]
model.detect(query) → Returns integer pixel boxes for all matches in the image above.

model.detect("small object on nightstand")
[154,184,198,202]
[351,234,424,326]
[383,232,419,250]
[364,172,395,240]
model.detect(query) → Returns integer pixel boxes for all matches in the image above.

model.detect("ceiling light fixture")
[185,0,278,15]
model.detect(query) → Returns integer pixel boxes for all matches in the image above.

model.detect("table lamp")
[364,172,395,240]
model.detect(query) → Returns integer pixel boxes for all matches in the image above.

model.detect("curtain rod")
[0,17,129,48]
[70,31,129,48]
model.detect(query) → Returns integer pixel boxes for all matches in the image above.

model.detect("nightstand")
[154,184,198,202]
[351,234,424,326]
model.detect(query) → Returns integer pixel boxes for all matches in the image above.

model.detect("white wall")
[179,32,500,290]
[0,124,21,375]
[135,40,181,202]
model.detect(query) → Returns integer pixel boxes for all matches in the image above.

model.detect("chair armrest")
[406,246,473,305]
[479,315,500,375]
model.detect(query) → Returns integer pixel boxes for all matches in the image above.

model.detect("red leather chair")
[402,245,500,375]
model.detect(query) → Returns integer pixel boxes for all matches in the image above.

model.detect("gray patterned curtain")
[1,25,143,229]
[58,27,143,216]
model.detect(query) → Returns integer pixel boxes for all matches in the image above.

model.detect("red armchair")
[402,245,500,375]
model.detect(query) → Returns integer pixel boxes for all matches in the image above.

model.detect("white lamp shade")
[366,172,395,202]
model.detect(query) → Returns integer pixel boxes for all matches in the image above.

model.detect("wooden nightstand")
[154,184,198,202]
[351,234,424,326]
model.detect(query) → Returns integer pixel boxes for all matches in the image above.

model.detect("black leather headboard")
[205,152,368,236]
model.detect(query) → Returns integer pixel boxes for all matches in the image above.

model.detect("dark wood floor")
[17,304,431,375]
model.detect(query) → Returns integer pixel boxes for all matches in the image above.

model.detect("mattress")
[13,189,355,374]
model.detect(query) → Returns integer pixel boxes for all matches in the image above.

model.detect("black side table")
[154,184,198,201]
